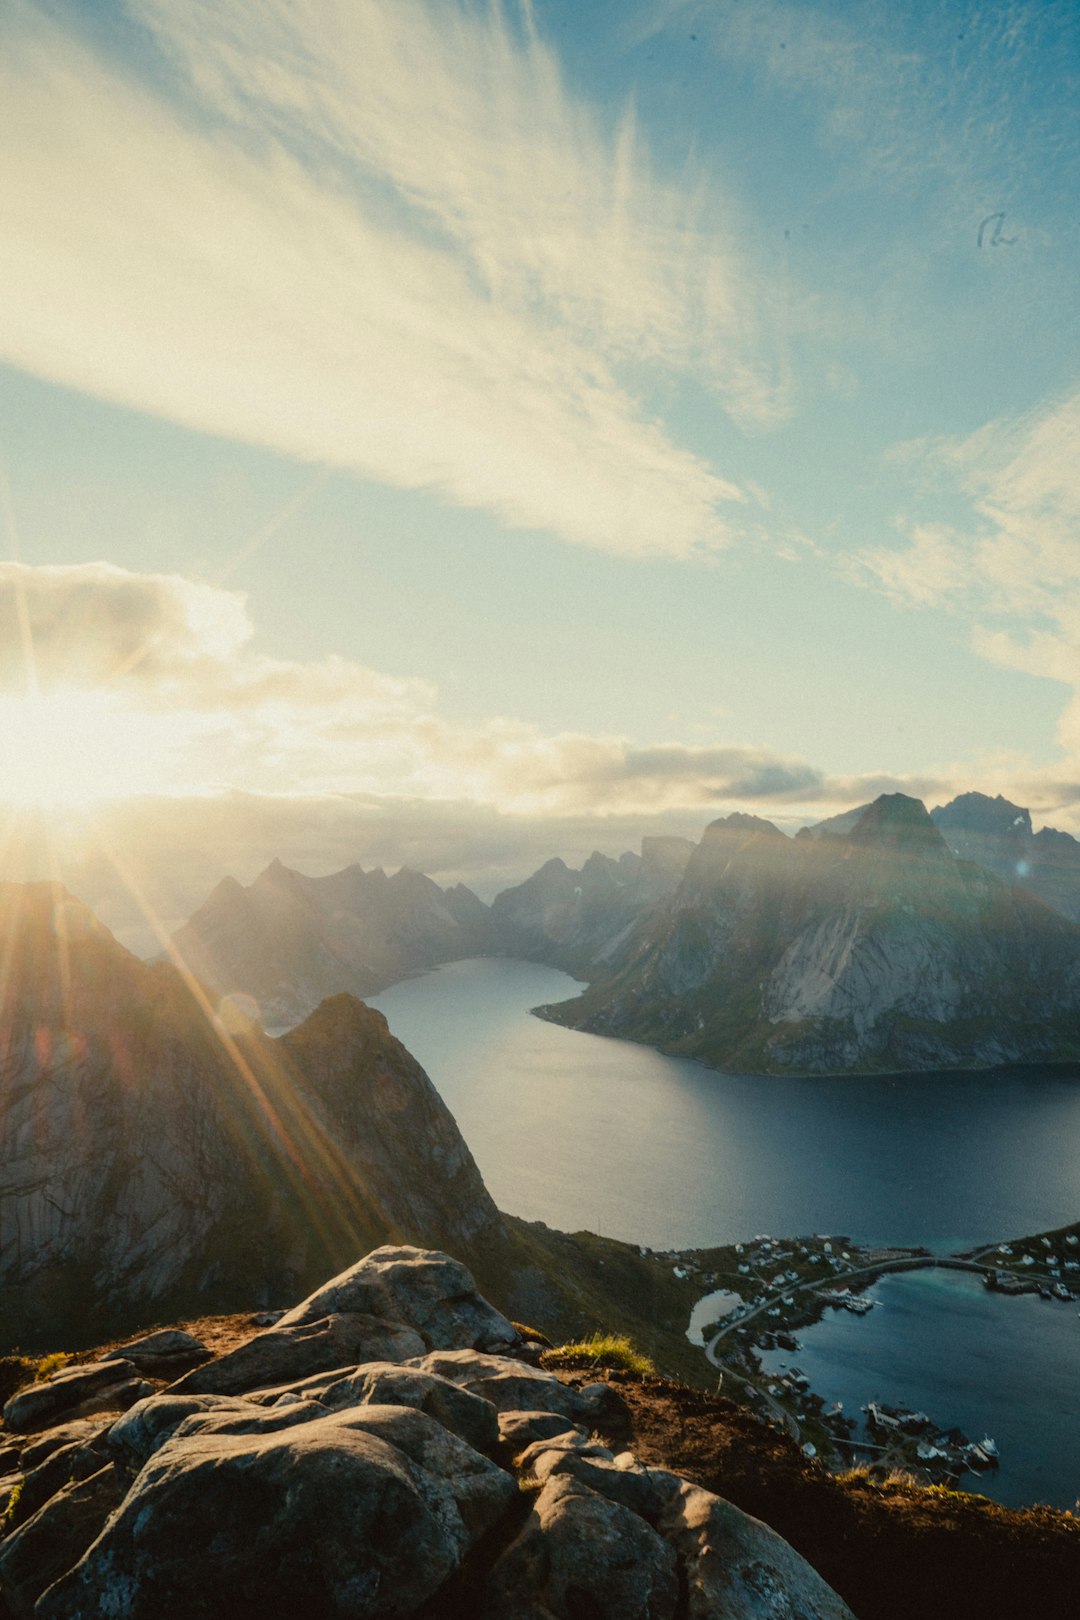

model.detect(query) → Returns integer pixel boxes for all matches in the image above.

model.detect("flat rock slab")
[2,1361,139,1433]
[277,1246,516,1352]
[170,1313,425,1397]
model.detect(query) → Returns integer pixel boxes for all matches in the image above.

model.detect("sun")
[0,688,183,809]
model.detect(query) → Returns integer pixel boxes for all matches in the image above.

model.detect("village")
[654,1219,1080,1489]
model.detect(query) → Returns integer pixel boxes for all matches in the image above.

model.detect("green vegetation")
[2,1482,23,1529]
[543,1332,656,1377]
[34,1351,72,1381]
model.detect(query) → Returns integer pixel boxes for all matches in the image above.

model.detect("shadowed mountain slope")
[490,836,694,976]
[539,796,1080,1075]
[0,883,504,1350]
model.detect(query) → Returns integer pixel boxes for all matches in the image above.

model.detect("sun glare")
[0,689,182,809]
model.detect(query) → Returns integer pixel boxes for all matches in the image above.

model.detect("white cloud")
[0,0,790,559]
[0,558,959,825]
[857,386,1080,792]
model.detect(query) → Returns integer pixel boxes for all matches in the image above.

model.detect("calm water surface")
[370,957,1080,1251]
[761,1270,1080,1509]
[370,958,1080,1507]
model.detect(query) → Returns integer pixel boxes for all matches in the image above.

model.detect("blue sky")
[1,0,1079,937]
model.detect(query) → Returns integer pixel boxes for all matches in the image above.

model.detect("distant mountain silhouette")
[170,860,496,1028]
[490,837,694,976]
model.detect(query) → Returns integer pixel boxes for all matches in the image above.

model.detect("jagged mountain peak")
[701,811,784,842]
[847,794,946,854]
[170,858,497,1029]
[932,791,1033,838]
[1,885,504,1348]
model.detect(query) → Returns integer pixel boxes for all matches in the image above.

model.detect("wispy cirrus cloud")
[0,0,792,559]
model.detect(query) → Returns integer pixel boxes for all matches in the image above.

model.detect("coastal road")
[702,1253,991,1442]
[706,1253,988,1354]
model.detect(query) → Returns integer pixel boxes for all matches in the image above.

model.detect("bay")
[760,1269,1080,1510]
[369,957,1080,1252]
[369,956,1080,1508]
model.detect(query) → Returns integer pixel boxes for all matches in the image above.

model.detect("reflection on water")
[369,957,1080,1251]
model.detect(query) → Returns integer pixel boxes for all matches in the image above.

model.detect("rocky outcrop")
[0,884,505,1351]
[170,859,497,1029]
[491,838,694,976]
[0,1247,854,1620]
[541,796,1080,1074]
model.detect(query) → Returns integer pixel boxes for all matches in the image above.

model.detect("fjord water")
[370,957,1080,1252]
[371,957,1080,1508]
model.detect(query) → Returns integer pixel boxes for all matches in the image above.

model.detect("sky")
[2,0,1080,948]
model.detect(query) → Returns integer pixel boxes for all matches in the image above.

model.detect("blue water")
[761,1270,1080,1510]
[370,957,1080,1252]
[370,957,1080,1509]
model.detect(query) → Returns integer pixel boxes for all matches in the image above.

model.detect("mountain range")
[170,859,495,1028]
[541,795,1080,1074]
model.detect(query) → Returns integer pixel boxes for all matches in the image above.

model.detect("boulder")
[2,1361,139,1433]
[659,1481,856,1620]
[277,1246,516,1351]
[106,1393,311,1472]
[17,1419,111,1474]
[292,1362,500,1455]
[479,1473,679,1620]
[407,1349,617,1422]
[11,1436,112,1526]
[170,1313,424,1397]
[37,1405,516,1620]
[497,1410,587,1450]
[99,1330,210,1371]
[0,1465,125,1617]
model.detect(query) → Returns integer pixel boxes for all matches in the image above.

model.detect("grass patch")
[543,1332,656,1377]
[2,1482,23,1529]
[34,1352,72,1381]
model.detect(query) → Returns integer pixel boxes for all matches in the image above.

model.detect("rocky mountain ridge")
[930,790,1080,923]
[489,836,695,977]
[0,883,504,1350]
[540,795,1080,1074]
[170,859,495,1029]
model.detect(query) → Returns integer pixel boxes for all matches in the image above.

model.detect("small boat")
[965,1440,1000,1469]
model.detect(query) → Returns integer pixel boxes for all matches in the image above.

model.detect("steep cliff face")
[170,859,496,1028]
[0,884,504,1350]
[541,797,1080,1075]
[490,838,694,976]
[931,791,1080,924]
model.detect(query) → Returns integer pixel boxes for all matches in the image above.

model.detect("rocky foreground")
[0,1247,856,1620]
